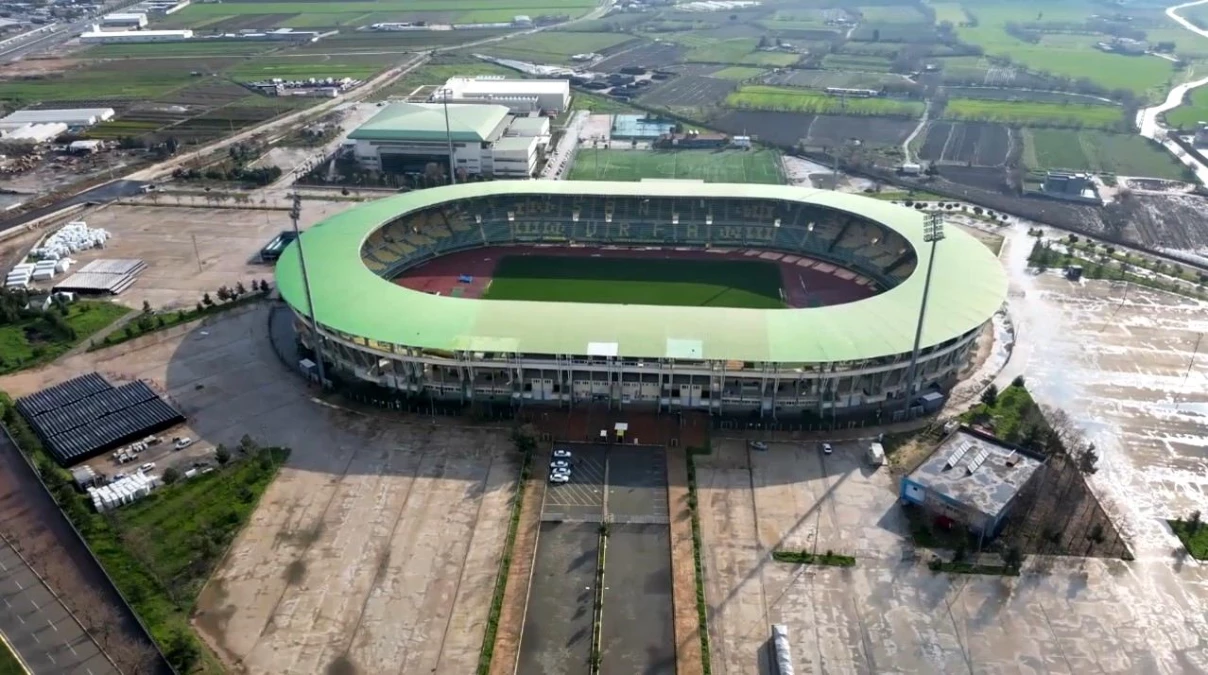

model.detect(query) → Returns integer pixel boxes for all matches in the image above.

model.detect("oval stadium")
[275,181,1006,419]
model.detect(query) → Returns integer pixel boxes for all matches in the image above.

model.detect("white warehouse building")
[348,102,544,178]
[80,27,193,43]
[433,76,570,114]
[101,12,149,28]
[0,107,115,131]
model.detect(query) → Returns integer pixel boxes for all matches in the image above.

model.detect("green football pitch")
[482,255,785,308]
[567,148,785,184]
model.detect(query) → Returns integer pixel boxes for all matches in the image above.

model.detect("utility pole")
[440,87,457,185]
[901,211,945,415]
[191,233,202,273]
[290,189,327,389]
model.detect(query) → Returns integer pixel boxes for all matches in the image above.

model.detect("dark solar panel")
[16,373,185,466]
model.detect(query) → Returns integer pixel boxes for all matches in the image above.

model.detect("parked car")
[821,442,833,455]
[139,462,155,473]
[550,460,570,470]
[553,449,573,459]
[173,437,193,450]
[549,473,570,484]
[750,441,768,451]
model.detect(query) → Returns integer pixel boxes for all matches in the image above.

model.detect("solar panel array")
[16,374,185,466]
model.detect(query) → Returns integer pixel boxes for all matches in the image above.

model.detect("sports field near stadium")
[483,254,784,308]
[568,148,785,184]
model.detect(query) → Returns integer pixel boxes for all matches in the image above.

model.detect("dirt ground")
[18,199,353,312]
[1,306,519,675]
[696,438,1208,674]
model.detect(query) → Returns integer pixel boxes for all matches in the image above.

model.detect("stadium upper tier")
[276,181,1007,364]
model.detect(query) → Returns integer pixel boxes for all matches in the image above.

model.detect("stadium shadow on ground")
[482,255,786,308]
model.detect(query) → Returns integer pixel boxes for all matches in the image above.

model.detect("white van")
[866,442,885,467]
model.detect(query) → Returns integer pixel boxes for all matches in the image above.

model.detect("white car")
[549,473,570,484]
[821,443,833,455]
[139,462,155,473]
[750,441,768,451]
[553,449,572,459]
[173,437,193,450]
[550,460,570,470]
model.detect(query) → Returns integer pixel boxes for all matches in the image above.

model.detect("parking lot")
[522,443,676,675]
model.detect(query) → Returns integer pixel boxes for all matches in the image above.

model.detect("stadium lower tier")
[294,315,980,417]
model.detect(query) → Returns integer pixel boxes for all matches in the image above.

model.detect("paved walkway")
[0,536,118,675]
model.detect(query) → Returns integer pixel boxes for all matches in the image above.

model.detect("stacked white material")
[55,258,73,274]
[772,624,794,675]
[31,260,58,281]
[33,221,110,260]
[5,263,33,288]
[86,471,160,512]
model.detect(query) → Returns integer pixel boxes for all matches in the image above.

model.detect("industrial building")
[348,102,544,178]
[79,27,193,43]
[899,428,1045,539]
[432,76,570,114]
[0,107,114,130]
[0,123,66,144]
[100,12,148,28]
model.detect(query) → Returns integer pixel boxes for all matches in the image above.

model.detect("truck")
[866,442,885,467]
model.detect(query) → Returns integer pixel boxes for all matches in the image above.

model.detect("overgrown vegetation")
[590,521,608,674]
[771,549,855,567]
[0,392,285,673]
[171,141,282,185]
[1170,511,1208,560]
[476,425,535,675]
[0,638,23,675]
[91,281,271,351]
[927,558,1021,576]
[0,291,130,374]
[1028,238,1207,301]
[685,446,712,675]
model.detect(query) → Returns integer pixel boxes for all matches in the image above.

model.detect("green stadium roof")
[275,181,1007,363]
[347,101,509,143]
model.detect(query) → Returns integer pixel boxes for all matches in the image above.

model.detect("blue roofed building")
[900,427,1045,539]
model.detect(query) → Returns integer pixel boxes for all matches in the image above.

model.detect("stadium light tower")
[901,211,945,413]
[290,189,327,389]
[439,87,457,185]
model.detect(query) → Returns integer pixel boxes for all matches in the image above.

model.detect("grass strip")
[686,446,712,675]
[590,523,609,673]
[1169,518,1208,560]
[770,550,856,567]
[475,446,533,674]
[0,301,130,375]
[90,291,268,351]
[0,633,26,675]
[927,559,1020,576]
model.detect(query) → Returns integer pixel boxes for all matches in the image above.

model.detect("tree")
[239,434,258,454]
[511,423,538,454]
[1188,509,1203,534]
[142,300,151,314]
[1003,545,1023,571]
[235,281,246,296]
[164,629,200,673]
[216,286,231,302]
[1077,444,1099,474]
[196,301,205,314]
[202,292,214,307]
[215,444,231,465]
[1011,375,1025,388]
[980,383,999,407]
[162,467,181,485]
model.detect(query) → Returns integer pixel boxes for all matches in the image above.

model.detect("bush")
[1011,375,1025,388]
[162,467,181,485]
[980,383,999,407]
[215,445,231,466]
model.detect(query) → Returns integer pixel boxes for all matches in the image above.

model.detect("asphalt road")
[0,538,118,675]
[0,180,149,236]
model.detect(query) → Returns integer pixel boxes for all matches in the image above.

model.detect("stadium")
[275,181,1006,419]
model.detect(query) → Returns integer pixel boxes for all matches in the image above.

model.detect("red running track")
[393,245,878,308]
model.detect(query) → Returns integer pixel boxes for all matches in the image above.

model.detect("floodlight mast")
[901,211,945,413]
[440,88,457,185]
[290,189,327,388]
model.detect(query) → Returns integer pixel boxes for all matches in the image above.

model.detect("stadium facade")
[276,182,1007,418]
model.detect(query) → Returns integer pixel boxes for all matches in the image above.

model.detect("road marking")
[30,631,37,643]
[47,652,55,664]
[67,641,77,655]
[16,614,23,624]
[48,618,57,631]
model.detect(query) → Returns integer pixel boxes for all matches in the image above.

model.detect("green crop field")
[1165,85,1208,129]
[678,37,801,66]
[167,0,598,25]
[483,255,785,308]
[709,66,767,80]
[1022,129,1192,180]
[727,85,924,117]
[569,148,784,183]
[943,98,1124,129]
[821,53,894,72]
[477,31,633,61]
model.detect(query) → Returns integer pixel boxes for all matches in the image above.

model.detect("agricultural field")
[943,98,1125,129]
[821,53,894,72]
[483,255,785,308]
[942,86,1117,106]
[640,75,737,110]
[928,2,969,25]
[764,69,906,89]
[855,5,927,23]
[593,41,685,72]
[677,36,801,67]
[371,59,520,100]
[226,53,399,81]
[1165,85,1208,130]
[918,121,1010,167]
[727,86,924,117]
[568,147,784,184]
[1021,129,1191,180]
[950,0,1175,95]
[476,31,636,62]
[708,66,767,81]
[713,110,917,148]
[160,0,598,29]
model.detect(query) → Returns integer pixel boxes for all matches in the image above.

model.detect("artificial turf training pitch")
[481,255,785,308]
